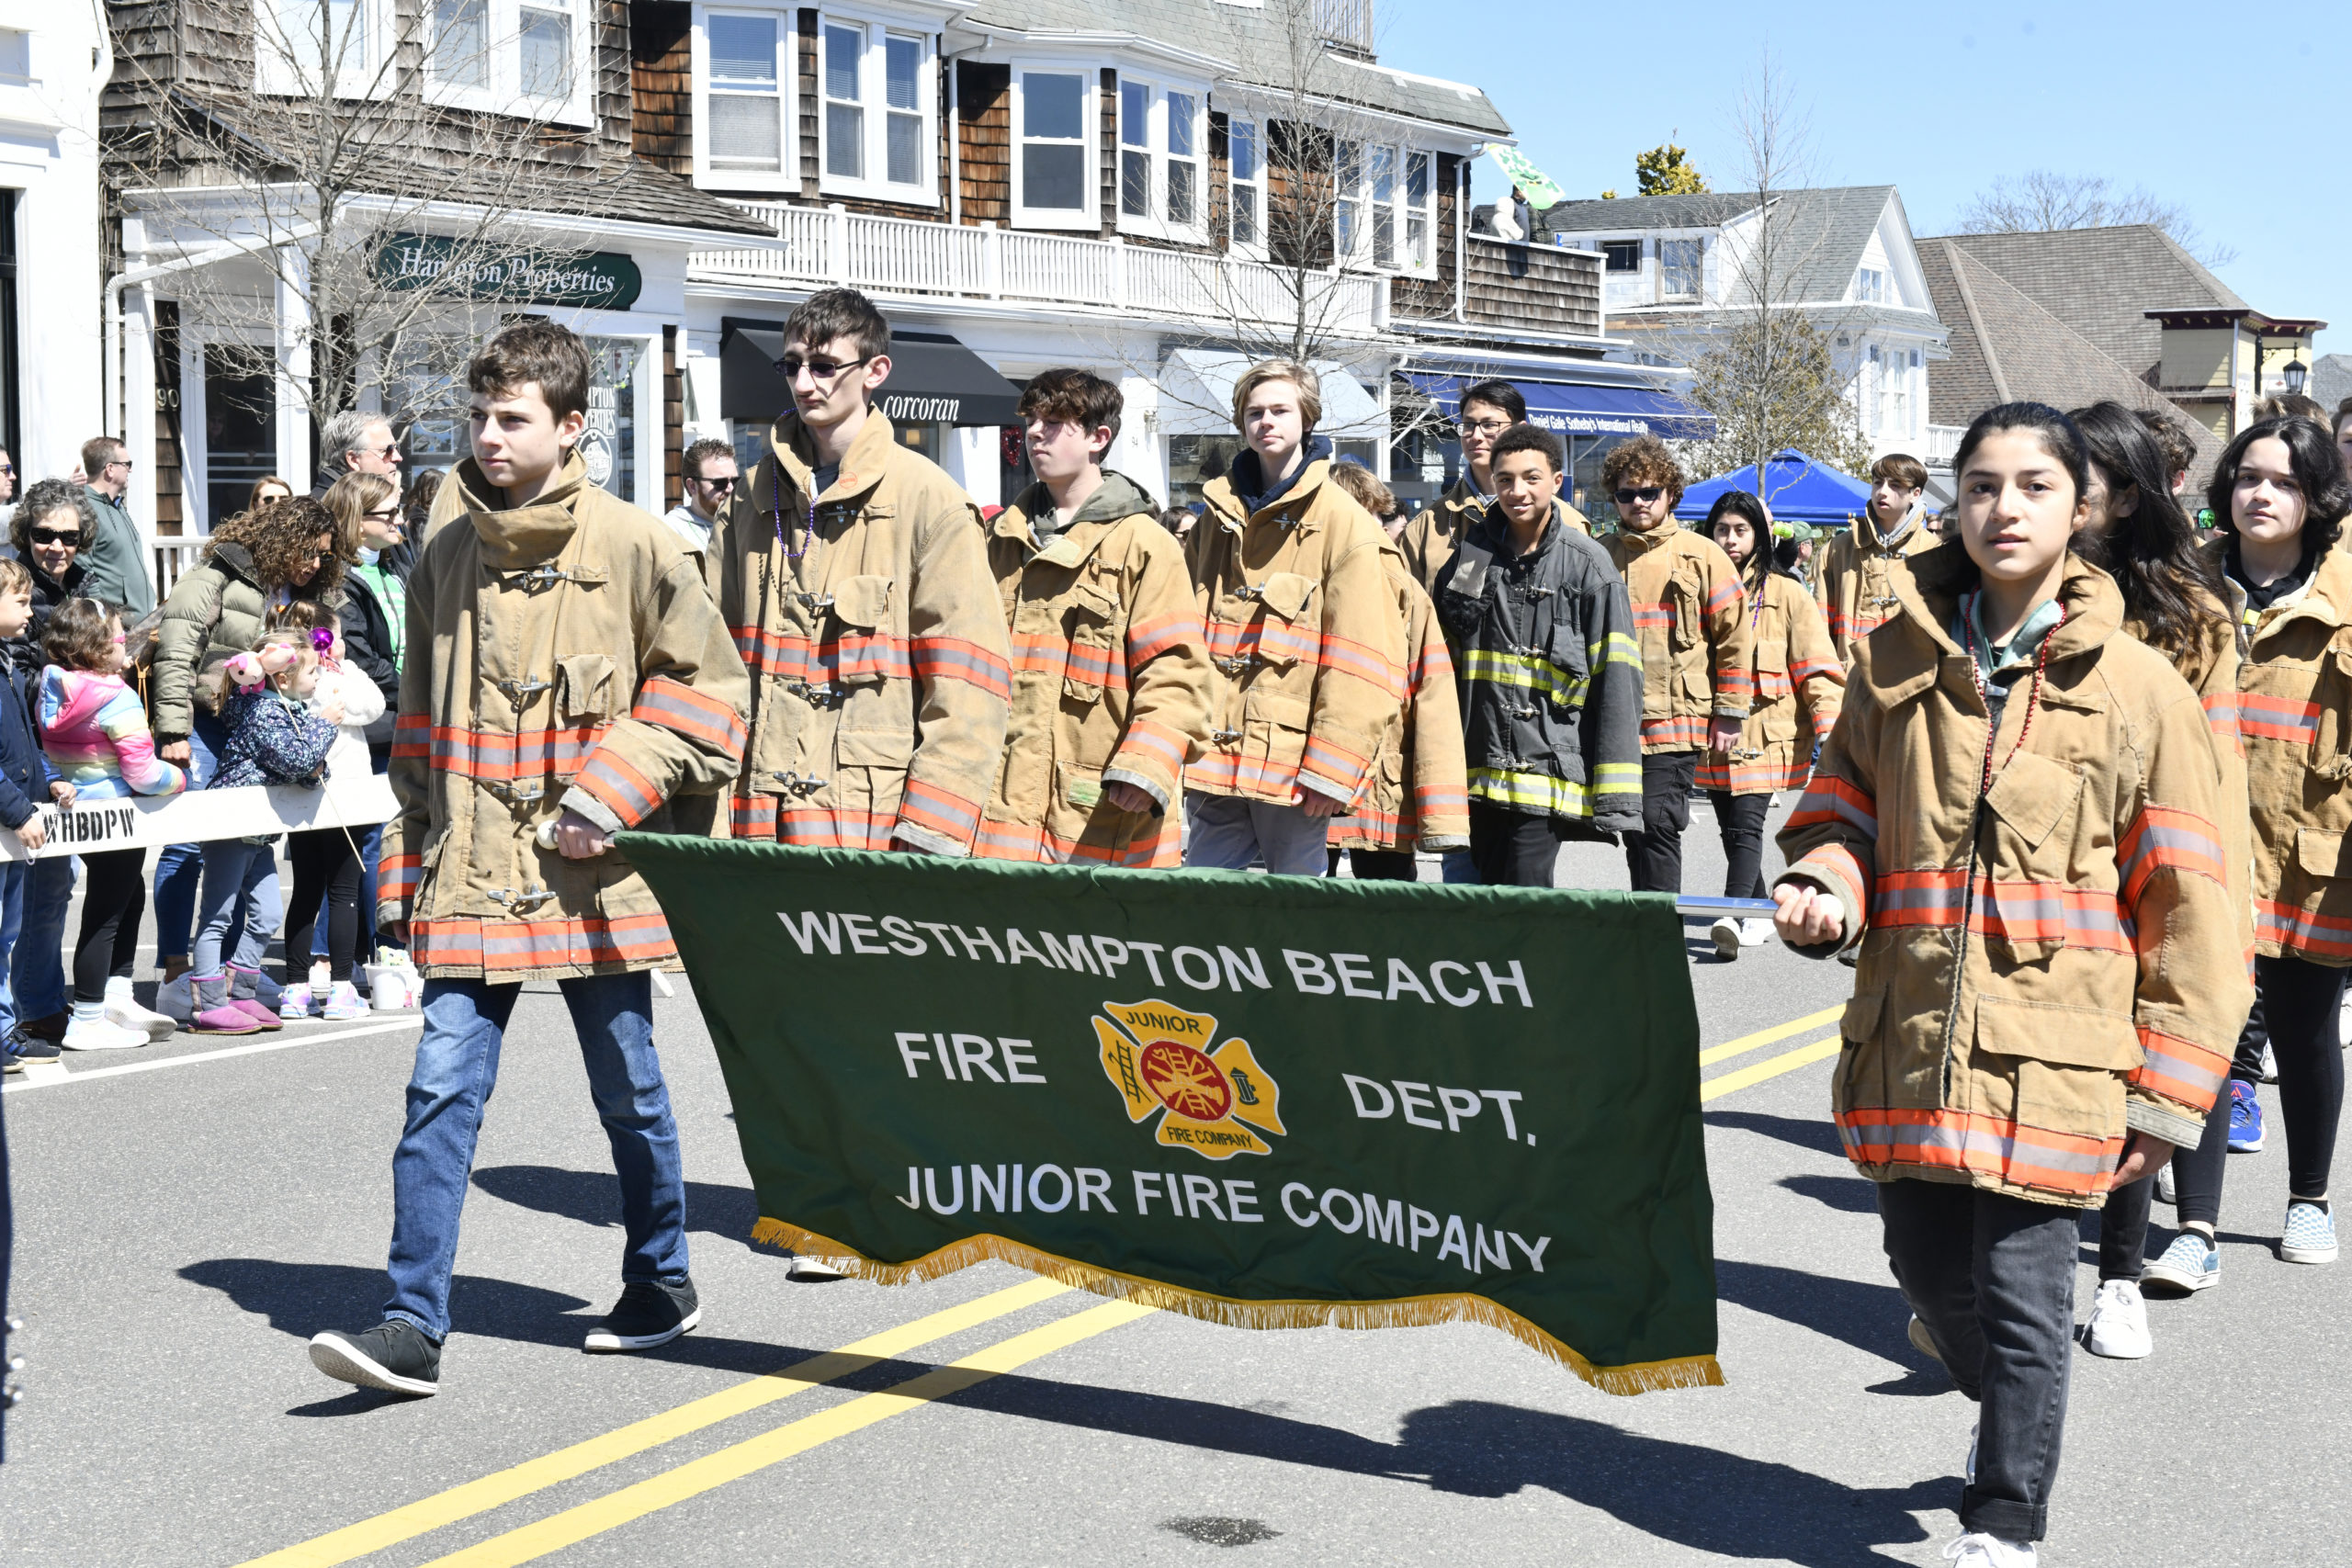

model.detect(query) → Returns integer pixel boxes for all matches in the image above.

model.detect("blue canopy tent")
[1676,450,1871,528]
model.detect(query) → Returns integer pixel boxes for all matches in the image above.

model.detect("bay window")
[1335,138,1436,276]
[1227,118,1263,249]
[1014,69,1091,226]
[698,8,790,182]
[1115,78,1207,238]
[819,16,936,201]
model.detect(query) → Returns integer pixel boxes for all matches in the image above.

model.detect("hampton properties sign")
[374,233,643,311]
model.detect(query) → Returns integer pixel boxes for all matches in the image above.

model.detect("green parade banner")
[621,836,1724,1394]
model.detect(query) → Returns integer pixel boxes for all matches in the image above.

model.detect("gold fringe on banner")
[750,1217,1724,1397]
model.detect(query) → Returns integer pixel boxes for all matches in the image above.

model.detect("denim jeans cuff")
[382,1308,445,1346]
[1959,1489,2045,1543]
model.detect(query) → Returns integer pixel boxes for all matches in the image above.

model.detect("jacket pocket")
[831,573,895,628]
[1974,995,2139,1145]
[556,654,616,723]
[831,574,899,688]
[2296,828,2350,878]
[1063,582,1120,705]
[1544,623,1589,707]
[1840,983,1885,1046]
[1255,571,1317,622]
[838,729,915,769]
[1982,750,2081,874]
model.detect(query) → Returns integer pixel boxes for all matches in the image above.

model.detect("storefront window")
[582,336,645,509]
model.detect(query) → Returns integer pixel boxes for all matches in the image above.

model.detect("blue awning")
[1407,373,1715,441]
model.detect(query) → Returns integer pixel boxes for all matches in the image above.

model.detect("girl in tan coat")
[1775,403,2248,1566]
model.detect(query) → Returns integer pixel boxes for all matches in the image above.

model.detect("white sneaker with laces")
[1709,916,1743,960]
[1740,917,1774,947]
[103,976,176,1042]
[62,1010,149,1051]
[2082,1278,2153,1359]
[1943,1532,2035,1567]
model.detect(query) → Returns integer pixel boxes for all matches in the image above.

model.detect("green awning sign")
[373,233,642,311]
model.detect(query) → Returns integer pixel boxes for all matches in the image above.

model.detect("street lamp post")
[2285,358,2310,397]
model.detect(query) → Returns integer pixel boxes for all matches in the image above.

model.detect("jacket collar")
[1207,455,1335,536]
[1612,516,1683,558]
[1855,502,1922,554]
[1470,498,1578,562]
[1876,543,2124,708]
[2236,532,2352,643]
[1224,434,1334,524]
[451,452,591,570]
[768,409,899,509]
[206,539,261,586]
[996,470,1156,566]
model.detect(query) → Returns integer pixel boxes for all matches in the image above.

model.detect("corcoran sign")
[374,234,643,311]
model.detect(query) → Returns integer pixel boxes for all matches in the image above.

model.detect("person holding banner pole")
[306,321,751,1397]
[1774,403,2248,1566]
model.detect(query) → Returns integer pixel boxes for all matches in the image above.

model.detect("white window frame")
[1332,136,1437,277]
[692,4,797,192]
[1658,236,1703,301]
[1113,75,1208,243]
[1855,265,1888,305]
[252,0,398,99]
[421,0,594,129]
[815,10,939,205]
[1010,65,1097,231]
[1224,114,1266,257]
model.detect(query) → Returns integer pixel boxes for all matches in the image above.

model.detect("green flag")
[1489,147,1563,209]
[623,837,1724,1395]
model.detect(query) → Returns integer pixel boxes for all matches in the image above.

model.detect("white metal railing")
[153,535,212,602]
[1314,0,1376,52]
[1923,424,1965,466]
[694,203,1388,339]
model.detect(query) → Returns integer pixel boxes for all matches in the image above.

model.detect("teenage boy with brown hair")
[1816,451,1935,662]
[1600,436,1751,895]
[308,321,751,1397]
[1400,378,1589,596]
[979,368,1211,865]
[1185,360,1404,876]
[718,287,1010,853]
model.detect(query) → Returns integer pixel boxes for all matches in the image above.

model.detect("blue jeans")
[0,861,25,1038]
[384,972,687,1340]
[153,714,229,964]
[1182,792,1330,876]
[1440,848,1477,885]
[13,856,75,1021]
[192,837,281,979]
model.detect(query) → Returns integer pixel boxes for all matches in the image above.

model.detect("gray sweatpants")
[1182,792,1330,877]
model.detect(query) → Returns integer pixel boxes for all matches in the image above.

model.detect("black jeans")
[1707,789,1771,900]
[73,849,146,1004]
[2172,953,2345,1226]
[1878,1178,2077,1542]
[1468,802,1562,887]
[286,829,363,985]
[2097,1175,2154,1281]
[1624,750,1697,894]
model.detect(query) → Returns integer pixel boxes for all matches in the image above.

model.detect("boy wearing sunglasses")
[1600,437,1752,896]
[664,438,740,571]
[717,287,1010,862]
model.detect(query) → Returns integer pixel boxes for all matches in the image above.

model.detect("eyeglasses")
[774,354,874,384]
[692,475,738,491]
[1613,486,1666,505]
[27,527,75,545]
[1461,420,1511,436]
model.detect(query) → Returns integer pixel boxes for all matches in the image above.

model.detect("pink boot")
[191,975,263,1036]
[227,966,283,1031]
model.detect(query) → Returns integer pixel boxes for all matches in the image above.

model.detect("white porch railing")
[1923,424,1964,466]
[153,535,211,603]
[692,203,1389,340]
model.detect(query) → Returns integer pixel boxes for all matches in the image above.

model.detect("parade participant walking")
[2049,403,2246,1357]
[1437,423,1642,885]
[1184,361,1404,877]
[6,481,94,1049]
[2146,415,2352,1297]
[1323,461,1468,879]
[978,368,1210,866]
[1775,402,2247,1568]
[1698,491,1840,960]
[37,599,188,1051]
[306,321,750,1397]
[1399,379,1588,599]
[717,288,1009,854]
[1600,437,1751,896]
[1815,454,1938,663]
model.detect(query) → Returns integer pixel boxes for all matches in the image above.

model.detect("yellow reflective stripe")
[1591,761,1643,792]
[1467,767,1594,815]
[1462,649,1587,707]
[1589,632,1643,670]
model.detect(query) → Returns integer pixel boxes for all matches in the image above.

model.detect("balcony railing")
[1314,0,1376,55]
[690,203,1388,340]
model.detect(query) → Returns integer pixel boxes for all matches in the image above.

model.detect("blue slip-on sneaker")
[2227,1080,2266,1153]
[2281,1202,2337,1265]
[2142,1229,2221,1293]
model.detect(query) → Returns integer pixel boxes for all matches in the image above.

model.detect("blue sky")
[1383,0,2343,363]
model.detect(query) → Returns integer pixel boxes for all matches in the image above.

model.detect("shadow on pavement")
[470,1164,761,1242]
[1713,1258,1909,1363]
[1777,1174,1880,1214]
[1703,1109,1845,1159]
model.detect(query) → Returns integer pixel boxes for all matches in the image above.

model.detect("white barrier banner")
[1,773,398,861]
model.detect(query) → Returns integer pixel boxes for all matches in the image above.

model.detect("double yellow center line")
[1697,1004,1845,1101]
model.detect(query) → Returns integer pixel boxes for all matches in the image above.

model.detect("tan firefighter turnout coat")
[1603,522,1755,752]
[2126,586,2252,966]
[1187,453,1407,809]
[718,412,1012,854]
[981,472,1214,867]
[1330,536,1471,853]
[1816,503,1939,663]
[1697,561,1843,795]
[378,454,751,980]
[1777,549,2251,1209]
[2211,537,2352,964]
[1400,473,1589,599]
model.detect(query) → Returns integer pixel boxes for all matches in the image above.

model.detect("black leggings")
[2172,953,2346,1228]
[73,849,147,1004]
[285,829,362,985]
[1708,790,1771,900]
[1624,751,1697,895]
[1468,802,1562,887]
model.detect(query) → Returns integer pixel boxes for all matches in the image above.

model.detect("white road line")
[2,1016,423,1093]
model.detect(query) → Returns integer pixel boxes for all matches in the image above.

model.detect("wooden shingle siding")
[1391,237,1601,336]
[957,62,1010,226]
[797,8,820,197]
[662,323,682,509]
[1096,67,1115,239]
[630,2,693,178]
[1434,152,1460,293]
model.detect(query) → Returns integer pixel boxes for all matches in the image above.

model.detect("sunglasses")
[363,507,401,521]
[773,355,873,383]
[27,527,76,545]
[693,475,738,491]
[1613,486,1666,505]
[0,463,16,477]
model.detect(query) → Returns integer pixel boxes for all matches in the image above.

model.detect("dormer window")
[1334,139,1436,276]
[1659,238,1702,299]
[256,0,394,96]
[1602,239,1642,273]
[1856,266,1888,304]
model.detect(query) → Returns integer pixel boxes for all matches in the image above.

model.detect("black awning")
[719,323,1024,427]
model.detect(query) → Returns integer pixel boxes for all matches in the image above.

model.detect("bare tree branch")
[1952,170,2238,269]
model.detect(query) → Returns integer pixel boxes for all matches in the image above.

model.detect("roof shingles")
[1930,226,2243,386]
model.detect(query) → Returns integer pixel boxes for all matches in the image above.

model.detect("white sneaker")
[2155,1161,2177,1206]
[2082,1278,2152,1359]
[1943,1533,2036,1567]
[103,976,176,1042]
[1739,917,1774,947]
[789,1256,849,1281]
[1709,916,1742,960]
[62,1010,150,1051]
[2263,1040,2281,1080]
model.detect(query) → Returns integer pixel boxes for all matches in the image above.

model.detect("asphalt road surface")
[5,804,2346,1566]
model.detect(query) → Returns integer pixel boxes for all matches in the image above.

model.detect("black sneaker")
[17,1010,66,1045]
[584,1277,700,1353]
[6,1028,61,1065]
[309,1320,441,1396]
